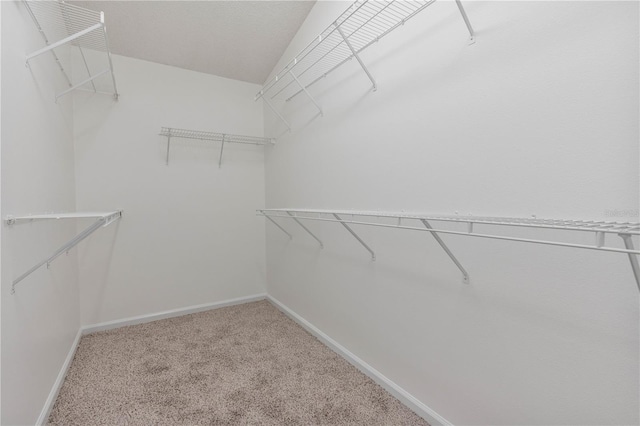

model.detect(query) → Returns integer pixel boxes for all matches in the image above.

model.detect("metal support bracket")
[261,94,291,131]
[335,24,377,91]
[287,211,323,248]
[26,22,103,63]
[219,134,226,168]
[165,131,172,165]
[288,69,323,116]
[261,212,293,239]
[619,233,640,292]
[454,0,475,44]
[421,219,470,284]
[55,68,111,102]
[10,212,122,294]
[333,213,375,261]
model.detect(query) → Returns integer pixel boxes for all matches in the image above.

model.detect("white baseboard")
[38,293,449,426]
[36,328,83,426]
[267,295,452,426]
[81,293,267,334]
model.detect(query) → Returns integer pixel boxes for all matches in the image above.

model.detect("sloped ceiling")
[70,1,316,84]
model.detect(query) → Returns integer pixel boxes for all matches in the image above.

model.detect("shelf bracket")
[10,212,122,294]
[619,233,640,292]
[262,212,293,239]
[287,211,323,248]
[165,131,172,165]
[333,213,375,261]
[421,219,470,284]
[26,22,103,63]
[335,24,377,91]
[288,69,323,116]
[261,94,291,131]
[219,134,226,168]
[55,68,111,102]
[454,0,475,43]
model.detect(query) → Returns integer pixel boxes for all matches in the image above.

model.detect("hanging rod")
[256,0,474,129]
[23,0,119,101]
[160,127,274,167]
[258,209,640,290]
[4,210,122,293]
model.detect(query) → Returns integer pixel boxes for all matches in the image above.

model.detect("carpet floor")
[49,300,428,425]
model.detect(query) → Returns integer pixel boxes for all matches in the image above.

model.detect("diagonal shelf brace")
[10,211,122,293]
[454,0,475,43]
[262,212,293,239]
[288,69,323,116]
[218,134,226,168]
[165,131,172,165]
[421,219,470,284]
[261,94,291,131]
[55,68,110,101]
[26,22,103,62]
[333,213,375,260]
[335,23,377,91]
[619,233,640,292]
[287,211,323,248]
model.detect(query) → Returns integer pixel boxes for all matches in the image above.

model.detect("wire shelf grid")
[259,208,640,291]
[258,0,442,103]
[23,0,118,100]
[262,209,640,236]
[160,128,273,146]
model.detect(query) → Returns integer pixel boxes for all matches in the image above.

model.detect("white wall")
[73,54,266,325]
[1,2,80,425]
[264,1,639,425]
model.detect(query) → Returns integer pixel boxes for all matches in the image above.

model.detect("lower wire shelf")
[258,208,640,291]
[4,210,123,293]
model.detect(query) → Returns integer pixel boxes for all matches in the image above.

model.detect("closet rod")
[5,211,122,293]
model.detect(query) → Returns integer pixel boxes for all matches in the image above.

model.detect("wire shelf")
[160,128,273,146]
[263,209,640,236]
[23,0,119,101]
[160,127,273,167]
[5,210,123,292]
[259,208,640,291]
[256,0,474,119]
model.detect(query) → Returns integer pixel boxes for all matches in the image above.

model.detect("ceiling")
[70,1,316,85]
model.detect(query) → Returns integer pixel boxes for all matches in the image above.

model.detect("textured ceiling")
[70,1,316,84]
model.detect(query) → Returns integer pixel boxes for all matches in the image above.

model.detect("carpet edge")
[36,328,83,426]
[266,295,453,426]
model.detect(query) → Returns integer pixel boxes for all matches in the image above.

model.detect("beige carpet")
[49,300,428,425]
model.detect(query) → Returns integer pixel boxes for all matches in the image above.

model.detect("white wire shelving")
[258,208,640,291]
[256,0,475,130]
[23,0,119,101]
[4,210,123,293]
[160,127,274,167]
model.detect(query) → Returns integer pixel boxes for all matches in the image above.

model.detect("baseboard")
[38,293,447,425]
[36,328,83,426]
[38,294,267,424]
[81,293,268,335]
[267,295,453,426]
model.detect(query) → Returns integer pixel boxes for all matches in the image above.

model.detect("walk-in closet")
[1,0,638,424]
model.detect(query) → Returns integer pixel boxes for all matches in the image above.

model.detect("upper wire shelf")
[259,208,640,291]
[256,0,474,129]
[159,127,274,167]
[23,0,119,101]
